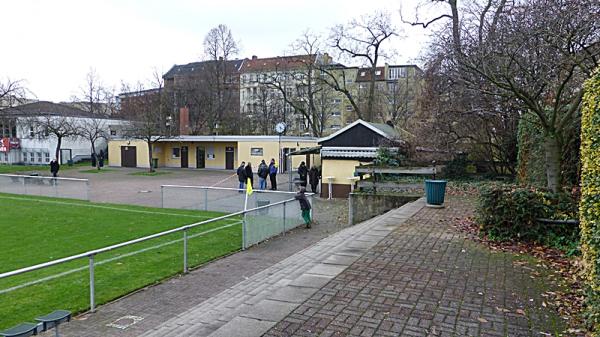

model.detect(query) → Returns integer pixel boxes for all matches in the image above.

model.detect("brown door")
[225,147,234,170]
[196,147,205,168]
[121,146,137,167]
[181,146,188,168]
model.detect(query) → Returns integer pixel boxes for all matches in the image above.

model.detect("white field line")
[0,220,243,295]
[0,194,217,219]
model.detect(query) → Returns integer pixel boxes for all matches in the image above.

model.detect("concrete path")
[137,199,425,337]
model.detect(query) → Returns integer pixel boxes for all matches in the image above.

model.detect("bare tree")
[328,11,398,121]
[408,0,600,191]
[120,79,171,172]
[0,78,30,138]
[253,86,284,135]
[77,118,108,170]
[27,115,78,162]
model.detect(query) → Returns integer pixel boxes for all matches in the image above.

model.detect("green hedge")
[477,185,578,252]
[581,67,600,330]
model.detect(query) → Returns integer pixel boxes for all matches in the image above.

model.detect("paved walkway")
[264,198,565,337]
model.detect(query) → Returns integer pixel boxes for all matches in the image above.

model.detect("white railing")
[0,174,90,200]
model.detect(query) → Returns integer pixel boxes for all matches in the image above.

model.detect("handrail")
[161,184,315,196]
[0,174,89,183]
[0,196,298,280]
[161,184,297,195]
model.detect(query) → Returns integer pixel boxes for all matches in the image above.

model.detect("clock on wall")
[275,122,286,134]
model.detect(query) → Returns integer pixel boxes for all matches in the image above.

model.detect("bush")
[477,185,579,251]
[443,153,469,178]
[581,67,600,330]
[373,147,403,167]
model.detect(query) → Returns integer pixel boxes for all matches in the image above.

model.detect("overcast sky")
[1,0,438,102]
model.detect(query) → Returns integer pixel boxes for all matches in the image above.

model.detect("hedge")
[581,67,600,330]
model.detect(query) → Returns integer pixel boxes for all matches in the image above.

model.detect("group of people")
[296,161,321,193]
[237,158,278,191]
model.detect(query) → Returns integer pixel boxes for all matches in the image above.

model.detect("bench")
[36,310,71,337]
[0,322,38,337]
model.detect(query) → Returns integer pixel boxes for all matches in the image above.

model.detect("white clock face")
[275,123,286,134]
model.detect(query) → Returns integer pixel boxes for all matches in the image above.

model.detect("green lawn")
[0,162,92,174]
[0,193,241,329]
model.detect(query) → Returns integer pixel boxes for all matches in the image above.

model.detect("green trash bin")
[152,158,159,169]
[425,180,447,206]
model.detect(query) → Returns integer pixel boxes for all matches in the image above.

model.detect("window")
[29,127,34,137]
[330,124,341,130]
[29,152,35,162]
[172,148,180,158]
[45,152,50,163]
[331,111,341,116]
[345,105,353,111]
[250,147,263,156]
[375,70,381,76]
[110,130,117,136]
[389,67,407,79]
[331,98,341,104]
[360,71,366,77]
[37,152,42,162]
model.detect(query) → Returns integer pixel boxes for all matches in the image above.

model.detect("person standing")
[298,161,308,187]
[309,165,320,193]
[268,158,278,190]
[294,186,312,228]
[50,158,60,178]
[257,160,268,190]
[236,161,246,191]
[245,162,254,188]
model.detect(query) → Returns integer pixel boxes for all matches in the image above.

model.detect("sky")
[0,0,438,103]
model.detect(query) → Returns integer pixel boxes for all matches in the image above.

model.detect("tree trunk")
[91,141,99,170]
[55,136,62,164]
[147,141,154,173]
[543,134,561,192]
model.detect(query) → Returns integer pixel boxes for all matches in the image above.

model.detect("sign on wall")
[0,138,19,153]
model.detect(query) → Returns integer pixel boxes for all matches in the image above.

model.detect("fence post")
[89,254,95,313]
[282,202,286,235]
[204,188,208,211]
[183,229,188,273]
[160,186,164,208]
[22,176,26,195]
[242,213,247,250]
[348,193,354,226]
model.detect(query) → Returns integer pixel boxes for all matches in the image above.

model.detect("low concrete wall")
[348,193,420,225]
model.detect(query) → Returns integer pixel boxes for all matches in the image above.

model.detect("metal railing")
[0,174,90,200]
[0,195,310,319]
[161,185,301,213]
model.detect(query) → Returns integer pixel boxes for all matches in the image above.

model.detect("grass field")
[0,193,242,329]
[0,162,91,174]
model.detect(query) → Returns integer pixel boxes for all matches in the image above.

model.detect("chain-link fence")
[0,174,89,200]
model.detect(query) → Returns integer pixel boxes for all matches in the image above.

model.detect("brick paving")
[263,198,565,337]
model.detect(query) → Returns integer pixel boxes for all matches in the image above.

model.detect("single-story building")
[0,101,126,165]
[318,119,401,198]
[108,136,318,171]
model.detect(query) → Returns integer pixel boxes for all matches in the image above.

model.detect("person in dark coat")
[98,149,105,168]
[268,158,278,190]
[308,165,320,193]
[236,161,246,191]
[257,160,269,190]
[50,158,60,178]
[297,161,308,187]
[245,162,254,188]
[294,186,312,228]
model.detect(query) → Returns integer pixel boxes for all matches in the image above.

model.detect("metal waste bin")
[425,180,447,206]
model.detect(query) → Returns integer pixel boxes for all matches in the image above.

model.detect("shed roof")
[318,119,400,144]
[0,101,98,118]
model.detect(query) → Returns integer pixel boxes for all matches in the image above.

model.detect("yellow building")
[318,120,401,198]
[108,136,318,171]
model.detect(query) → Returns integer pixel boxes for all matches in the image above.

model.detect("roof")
[163,59,245,79]
[0,101,98,118]
[288,146,321,156]
[318,119,400,144]
[114,135,318,143]
[241,54,316,73]
[321,147,380,159]
[355,67,385,82]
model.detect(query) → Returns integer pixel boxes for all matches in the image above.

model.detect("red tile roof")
[241,54,316,73]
